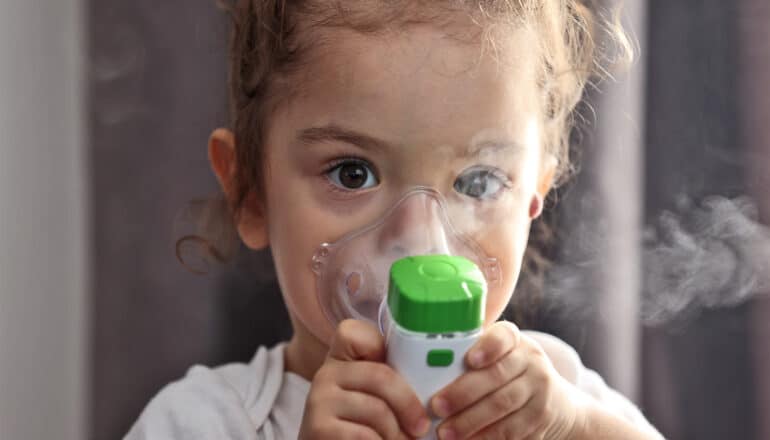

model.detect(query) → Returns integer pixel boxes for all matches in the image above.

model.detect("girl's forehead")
[282,25,542,152]
[302,25,539,93]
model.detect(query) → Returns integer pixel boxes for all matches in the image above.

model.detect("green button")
[427,349,454,367]
[419,260,458,281]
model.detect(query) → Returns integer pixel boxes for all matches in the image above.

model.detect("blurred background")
[1,0,768,439]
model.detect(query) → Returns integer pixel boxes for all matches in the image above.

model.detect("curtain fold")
[586,0,647,401]
[738,1,770,439]
[0,1,87,439]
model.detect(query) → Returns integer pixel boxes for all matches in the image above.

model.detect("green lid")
[388,255,486,333]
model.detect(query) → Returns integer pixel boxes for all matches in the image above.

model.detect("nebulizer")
[310,145,522,437]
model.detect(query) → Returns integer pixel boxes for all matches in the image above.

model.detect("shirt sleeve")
[123,365,259,440]
[522,330,665,439]
[124,345,294,440]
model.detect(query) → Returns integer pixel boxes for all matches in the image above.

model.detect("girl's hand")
[299,319,431,440]
[431,321,586,440]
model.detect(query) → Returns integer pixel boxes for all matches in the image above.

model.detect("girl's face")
[230,25,554,345]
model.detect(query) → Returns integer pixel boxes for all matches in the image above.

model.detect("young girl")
[127,1,663,439]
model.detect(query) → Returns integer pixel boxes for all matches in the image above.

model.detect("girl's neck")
[283,316,329,381]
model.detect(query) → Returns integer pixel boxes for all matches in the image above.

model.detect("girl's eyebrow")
[465,140,525,158]
[297,124,392,153]
[297,123,524,158]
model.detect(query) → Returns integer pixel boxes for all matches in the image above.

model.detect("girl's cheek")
[476,217,530,321]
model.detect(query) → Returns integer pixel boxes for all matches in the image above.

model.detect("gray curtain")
[88,1,769,439]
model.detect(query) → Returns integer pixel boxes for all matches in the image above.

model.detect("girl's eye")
[326,160,379,190]
[454,167,510,200]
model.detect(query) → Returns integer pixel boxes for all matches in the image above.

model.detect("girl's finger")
[437,374,534,439]
[328,319,386,363]
[431,348,528,418]
[465,320,521,369]
[466,393,547,440]
[333,360,431,437]
[320,419,382,440]
[333,388,411,440]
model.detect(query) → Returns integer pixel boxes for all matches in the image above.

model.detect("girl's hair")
[177,0,633,325]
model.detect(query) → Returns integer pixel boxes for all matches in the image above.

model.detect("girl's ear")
[530,155,557,219]
[208,128,269,250]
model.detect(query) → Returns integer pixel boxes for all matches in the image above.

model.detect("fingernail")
[469,349,485,368]
[432,396,451,418]
[438,426,457,440]
[413,417,431,436]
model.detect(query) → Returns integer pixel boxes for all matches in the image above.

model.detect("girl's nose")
[376,193,451,257]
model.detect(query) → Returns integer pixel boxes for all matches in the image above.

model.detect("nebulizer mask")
[311,182,508,333]
[309,133,539,327]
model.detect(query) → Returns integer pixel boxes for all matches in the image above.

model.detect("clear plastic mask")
[307,129,537,333]
[311,187,505,333]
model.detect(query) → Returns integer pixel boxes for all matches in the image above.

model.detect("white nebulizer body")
[383,255,487,440]
[386,325,480,409]
[386,325,480,439]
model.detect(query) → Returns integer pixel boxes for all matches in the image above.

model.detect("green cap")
[387,255,486,333]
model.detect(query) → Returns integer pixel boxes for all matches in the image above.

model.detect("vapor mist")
[540,195,770,327]
[641,196,770,326]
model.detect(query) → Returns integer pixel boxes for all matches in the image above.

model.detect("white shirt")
[124,331,662,439]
